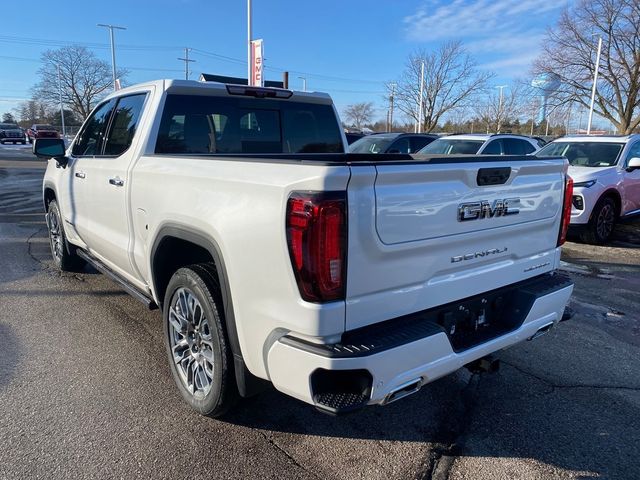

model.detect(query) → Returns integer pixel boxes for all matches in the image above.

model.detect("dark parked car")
[0,123,26,144]
[26,124,59,144]
[349,133,437,154]
[345,132,366,145]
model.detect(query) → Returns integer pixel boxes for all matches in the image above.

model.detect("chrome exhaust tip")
[383,378,423,405]
[528,322,554,341]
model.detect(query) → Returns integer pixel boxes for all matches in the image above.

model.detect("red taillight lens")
[558,175,574,246]
[286,192,347,302]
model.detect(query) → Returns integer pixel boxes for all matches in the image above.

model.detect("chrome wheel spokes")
[168,288,215,398]
[47,210,63,260]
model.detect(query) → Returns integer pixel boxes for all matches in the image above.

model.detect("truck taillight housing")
[557,175,574,246]
[286,191,347,302]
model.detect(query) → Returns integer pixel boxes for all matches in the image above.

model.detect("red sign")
[250,39,264,87]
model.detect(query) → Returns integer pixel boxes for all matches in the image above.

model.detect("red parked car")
[26,124,60,144]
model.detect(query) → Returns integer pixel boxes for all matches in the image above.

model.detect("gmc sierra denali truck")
[35,79,574,417]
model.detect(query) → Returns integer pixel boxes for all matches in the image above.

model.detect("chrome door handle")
[109,177,124,187]
[75,171,86,179]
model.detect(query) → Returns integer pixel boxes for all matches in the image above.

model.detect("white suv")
[419,134,543,156]
[537,135,640,244]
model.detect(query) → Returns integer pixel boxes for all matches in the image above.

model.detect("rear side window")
[73,100,115,156]
[410,136,434,152]
[103,94,147,156]
[388,137,410,153]
[481,139,502,155]
[502,138,530,155]
[155,94,343,154]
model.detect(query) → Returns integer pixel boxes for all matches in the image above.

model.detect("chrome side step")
[76,249,158,310]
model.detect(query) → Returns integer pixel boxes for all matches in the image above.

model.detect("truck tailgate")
[345,157,567,331]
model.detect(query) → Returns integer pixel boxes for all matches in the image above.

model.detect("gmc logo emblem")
[458,198,520,222]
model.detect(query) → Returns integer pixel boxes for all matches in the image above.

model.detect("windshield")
[349,136,396,153]
[537,141,623,167]
[419,138,484,154]
[0,124,20,130]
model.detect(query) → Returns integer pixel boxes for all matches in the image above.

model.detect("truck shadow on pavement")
[221,327,639,479]
[0,323,21,391]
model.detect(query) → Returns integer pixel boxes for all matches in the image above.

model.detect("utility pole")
[388,83,396,132]
[586,36,602,135]
[417,61,425,133]
[298,76,307,92]
[178,48,195,80]
[496,85,507,133]
[247,0,252,84]
[57,64,65,138]
[97,23,126,91]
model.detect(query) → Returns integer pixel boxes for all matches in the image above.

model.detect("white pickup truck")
[35,79,574,416]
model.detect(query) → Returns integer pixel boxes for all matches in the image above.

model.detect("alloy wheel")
[168,288,215,399]
[596,203,615,241]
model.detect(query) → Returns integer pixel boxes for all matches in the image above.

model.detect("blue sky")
[0,0,570,122]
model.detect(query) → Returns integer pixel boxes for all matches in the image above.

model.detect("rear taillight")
[558,175,574,246]
[286,191,347,302]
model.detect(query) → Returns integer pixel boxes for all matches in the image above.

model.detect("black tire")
[163,264,238,417]
[579,196,616,244]
[46,200,85,271]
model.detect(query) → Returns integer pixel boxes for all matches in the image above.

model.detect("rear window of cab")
[155,94,344,155]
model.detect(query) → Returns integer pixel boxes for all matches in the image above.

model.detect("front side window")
[625,142,640,165]
[103,94,147,156]
[537,142,624,167]
[387,138,410,153]
[349,136,397,153]
[419,138,484,154]
[155,94,343,155]
[72,100,115,156]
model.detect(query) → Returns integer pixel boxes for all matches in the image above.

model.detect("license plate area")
[435,284,537,352]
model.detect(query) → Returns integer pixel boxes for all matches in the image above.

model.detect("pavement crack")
[256,431,324,480]
[26,226,47,266]
[420,374,481,480]
[502,360,640,393]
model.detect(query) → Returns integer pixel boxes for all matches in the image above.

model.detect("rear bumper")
[266,273,573,413]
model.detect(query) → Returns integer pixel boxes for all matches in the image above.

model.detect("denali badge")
[458,198,520,222]
[451,247,508,263]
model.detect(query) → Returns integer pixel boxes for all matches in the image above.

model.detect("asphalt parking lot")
[1,144,639,480]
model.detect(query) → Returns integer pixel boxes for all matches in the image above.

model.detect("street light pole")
[496,85,507,133]
[97,23,126,91]
[247,0,252,85]
[57,64,65,138]
[388,83,396,132]
[298,76,306,92]
[586,36,602,135]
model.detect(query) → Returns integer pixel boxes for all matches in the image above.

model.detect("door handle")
[109,177,124,187]
[75,171,86,179]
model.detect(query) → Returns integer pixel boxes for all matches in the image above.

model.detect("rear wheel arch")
[150,226,266,397]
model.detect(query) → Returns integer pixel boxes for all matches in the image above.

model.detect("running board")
[76,249,158,310]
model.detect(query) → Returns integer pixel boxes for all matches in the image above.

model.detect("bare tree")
[343,102,375,130]
[474,86,523,133]
[33,46,127,121]
[15,99,50,126]
[534,0,640,134]
[392,41,493,133]
[2,112,16,123]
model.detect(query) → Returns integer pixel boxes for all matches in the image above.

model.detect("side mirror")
[33,138,67,167]
[626,157,640,172]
